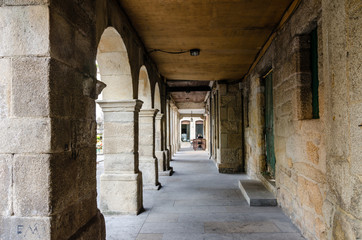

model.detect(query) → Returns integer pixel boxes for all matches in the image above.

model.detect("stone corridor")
[97,149,305,240]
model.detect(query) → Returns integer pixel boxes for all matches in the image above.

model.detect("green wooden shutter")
[265,72,276,177]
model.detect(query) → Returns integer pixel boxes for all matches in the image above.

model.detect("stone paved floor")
[97,148,305,240]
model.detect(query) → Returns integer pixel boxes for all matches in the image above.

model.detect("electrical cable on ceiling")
[148,48,200,56]
[149,49,189,54]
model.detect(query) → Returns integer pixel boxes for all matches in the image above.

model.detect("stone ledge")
[239,180,277,206]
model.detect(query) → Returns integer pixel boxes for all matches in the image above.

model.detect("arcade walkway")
[97,149,305,240]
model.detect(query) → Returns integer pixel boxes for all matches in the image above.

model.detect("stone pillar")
[155,112,165,171]
[166,99,172,162]
[98,100,143,215]
[216,83,243,173]
[0,2,105,239]
[156,113,173,176]
[139,109,161,190]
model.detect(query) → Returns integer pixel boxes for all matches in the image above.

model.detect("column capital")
[139,108,159,117]
[96,100,143,112]
[155,112,164,120]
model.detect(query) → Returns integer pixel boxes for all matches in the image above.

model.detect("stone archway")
[96,27,143,215]
[138,66,161,189]
[97,27,133,100]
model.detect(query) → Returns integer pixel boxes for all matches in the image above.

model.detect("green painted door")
[265,73,276,177]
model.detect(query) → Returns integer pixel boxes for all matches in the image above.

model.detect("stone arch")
[154,82,161,111]
[138,65,152,109]
[96,26,143,215]
[97,27,133,100]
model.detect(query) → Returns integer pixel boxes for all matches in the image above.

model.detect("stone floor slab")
[204,221,280,233]
[96,148,305,240]
[136,233,163,240]
[140,222,204,233]
[162,233,234,240]
[146,213,179,223]
[232,232,305,240]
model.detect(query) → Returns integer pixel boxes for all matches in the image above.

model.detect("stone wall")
[216,83,243,173]
[322,0,362,239]
[244,0,361,239]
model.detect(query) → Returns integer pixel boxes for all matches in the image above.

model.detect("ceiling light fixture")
[190,49,200,56]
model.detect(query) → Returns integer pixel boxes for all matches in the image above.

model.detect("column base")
[156,150,166,171]
[159,168,173,176]
[143,182,162,190]
[100,172,143,215]
[139,156,161,189]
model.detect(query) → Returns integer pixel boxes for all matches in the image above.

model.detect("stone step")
[239,180,277,206]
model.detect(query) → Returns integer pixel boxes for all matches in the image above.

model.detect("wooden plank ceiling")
[118,0,294,82]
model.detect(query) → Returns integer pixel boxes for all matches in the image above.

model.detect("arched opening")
[96,27,143,215]
[181,120,190,142]
[96,27,133,100]
[138,65,152,108]
[195,120,204,138]
[138,66,161,189]
[154,82,161,111]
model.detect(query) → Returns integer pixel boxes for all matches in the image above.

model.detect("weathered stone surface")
[67,210,105,240]
[100,172,143,215]
[332,211,359,240]
[11,57,50,117]
[13,154,50,216]
[0,6,49,56]
[4,0,48,5]
[0,58,11,119]
[0,216,51,240]
[0,118,51,153]
[139,156,159,189]
[350,102,362,175]
[104,153,136,172]
[0,154,12,216]
[297,176,323,216]
[156,150,165,172]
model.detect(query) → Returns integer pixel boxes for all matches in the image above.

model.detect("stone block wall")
[216,83,243,173]
[243,0,361,239]
[322,0,362,239]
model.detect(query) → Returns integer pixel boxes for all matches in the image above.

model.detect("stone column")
[139,109,161,190]
[98,100,143,215]
[0,3,106,239]
[163,114,173,174]
[216,83,243,173]
[166,99,172,163]
[156,113,173,176]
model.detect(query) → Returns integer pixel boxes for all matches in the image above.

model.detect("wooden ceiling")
[118,0,294,81]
